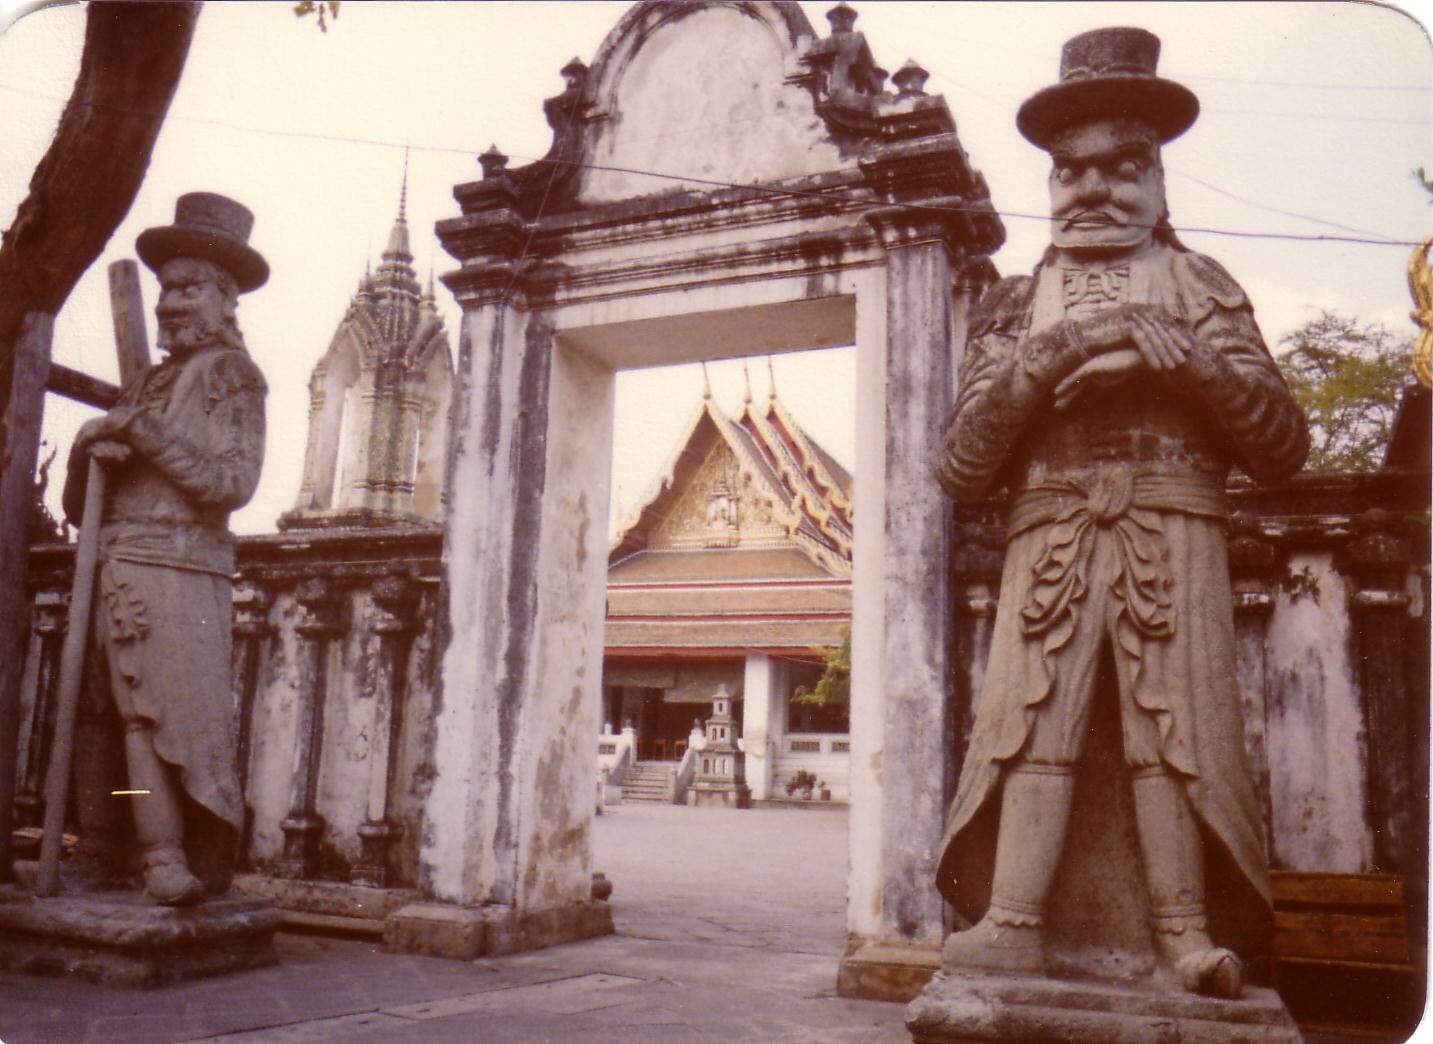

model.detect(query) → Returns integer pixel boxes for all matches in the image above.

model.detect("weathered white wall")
[847,263,888,940]
[581,5,842,204]
[513,339,614,912]
[1264,551,1373,872]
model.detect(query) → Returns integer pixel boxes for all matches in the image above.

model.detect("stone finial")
[826,2,857,33]
[561,56,588,92]
[479,144,509,180]
[872,65,889,92]
[892,59,930,98]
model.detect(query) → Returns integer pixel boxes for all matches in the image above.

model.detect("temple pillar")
[352,575,419,888]
[275,577,340,880]
[741,653,784,801]
[392,281,614,957]
[841,227,959,998]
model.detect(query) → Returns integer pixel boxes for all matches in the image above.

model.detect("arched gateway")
[393,1,1003,982]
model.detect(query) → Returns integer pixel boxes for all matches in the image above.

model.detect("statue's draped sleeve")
[937,275,1041,502]
[124,350,267,509]
[1170,252,1309,483]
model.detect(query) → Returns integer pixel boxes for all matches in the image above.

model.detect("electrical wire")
[0,79,1423,248]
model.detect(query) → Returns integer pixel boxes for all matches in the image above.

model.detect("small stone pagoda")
[687,684,751,808]
[281,172,453,530]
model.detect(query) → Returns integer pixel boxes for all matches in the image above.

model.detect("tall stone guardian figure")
[934,29,1308,998]
[62,193,268,905]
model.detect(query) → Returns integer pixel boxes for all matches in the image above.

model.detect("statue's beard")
[157,314,240,353]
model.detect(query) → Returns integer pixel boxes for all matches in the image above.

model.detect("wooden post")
[0,312,56,880]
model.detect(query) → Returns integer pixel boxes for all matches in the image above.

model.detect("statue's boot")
[941,765,1075,974]
[1132,768,1242,997]
[124,724,204,906]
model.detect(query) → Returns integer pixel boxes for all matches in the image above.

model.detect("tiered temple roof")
[606,372,853,656]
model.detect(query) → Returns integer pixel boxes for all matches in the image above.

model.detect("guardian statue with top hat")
[935,28,1308,997]
[62,193,268,906]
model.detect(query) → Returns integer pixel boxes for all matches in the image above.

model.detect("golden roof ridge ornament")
[1409,235,1432,388]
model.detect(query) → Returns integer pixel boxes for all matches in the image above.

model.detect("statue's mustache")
[1060,209,1126,228]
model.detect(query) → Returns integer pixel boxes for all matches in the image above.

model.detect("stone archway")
[394,0,1003,972]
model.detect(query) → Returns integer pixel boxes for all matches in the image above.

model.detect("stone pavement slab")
[0,803,907,1043]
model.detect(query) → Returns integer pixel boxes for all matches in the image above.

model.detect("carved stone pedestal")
[907,969,1303,1044]
[0,888,281,987]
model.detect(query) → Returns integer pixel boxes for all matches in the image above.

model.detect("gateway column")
[841,218,961,998]
[389,161,615,957]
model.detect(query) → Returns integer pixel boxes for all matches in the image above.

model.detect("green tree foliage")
[793,628,850,707]
[1277,311,1412,471]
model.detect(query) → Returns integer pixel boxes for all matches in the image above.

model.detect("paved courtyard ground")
[0,803,911,1043]
[0,802,1385,1042]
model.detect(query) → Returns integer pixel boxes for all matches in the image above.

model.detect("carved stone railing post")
[352,574,418,887]
[14,588,67,830]
[1227,514,1278,860]
[276,577,341,879]
[1345,509,1418,876]
[231,582,272,799]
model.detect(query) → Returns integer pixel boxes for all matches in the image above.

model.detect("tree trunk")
[0,0,202,880]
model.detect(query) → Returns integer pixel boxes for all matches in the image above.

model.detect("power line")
[507,154,1425,248]
[0,80,1424,251]
[1169,171,1402,242]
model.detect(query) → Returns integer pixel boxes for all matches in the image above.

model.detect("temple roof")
[609,375,853,576]
[606,375,853,652]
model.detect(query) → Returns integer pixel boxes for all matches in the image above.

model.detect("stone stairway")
[621,761,675,804]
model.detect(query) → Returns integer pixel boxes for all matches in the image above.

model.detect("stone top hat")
[136,192,269,293]
[1016,27,1199,149]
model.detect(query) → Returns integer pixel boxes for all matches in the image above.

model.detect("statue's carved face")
[156,258,236,354]
[1047,119,1164,254]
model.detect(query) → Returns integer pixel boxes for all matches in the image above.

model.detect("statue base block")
[384,898,613,960]
[906,969,1303,1044]
[0,888,283,988]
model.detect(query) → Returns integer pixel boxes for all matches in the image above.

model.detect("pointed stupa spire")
[766,356,777,400]
[382,148,413,264]
[701,361,712,400]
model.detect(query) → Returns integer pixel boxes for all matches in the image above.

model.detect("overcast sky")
[1,1,1430,536]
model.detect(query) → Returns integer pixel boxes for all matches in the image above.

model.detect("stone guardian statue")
[62,193,268,905]
[934,28,1309,997]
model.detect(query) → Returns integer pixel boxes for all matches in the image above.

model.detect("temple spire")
[382,150,413,264]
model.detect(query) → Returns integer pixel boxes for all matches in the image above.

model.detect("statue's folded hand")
[1052,348,1142,410]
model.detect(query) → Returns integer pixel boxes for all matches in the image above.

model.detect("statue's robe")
[65,344,266,884]
[935,241,1308,958]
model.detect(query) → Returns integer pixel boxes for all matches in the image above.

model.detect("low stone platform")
[0,888,282,988]
[906,968,1303,1044]
[384,897,614,959]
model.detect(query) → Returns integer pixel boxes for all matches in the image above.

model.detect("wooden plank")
[107,259,151,383]
[1271,870,1405,910]
[44,362,120,409]
[1274,909,1411,964]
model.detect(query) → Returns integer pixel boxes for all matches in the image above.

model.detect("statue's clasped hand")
[75,408,137,464]
[1053,307,1193,410]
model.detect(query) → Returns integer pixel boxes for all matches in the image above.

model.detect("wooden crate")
[1271,871,1424,1039]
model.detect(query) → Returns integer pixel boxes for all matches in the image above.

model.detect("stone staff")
[36,263,153,896]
